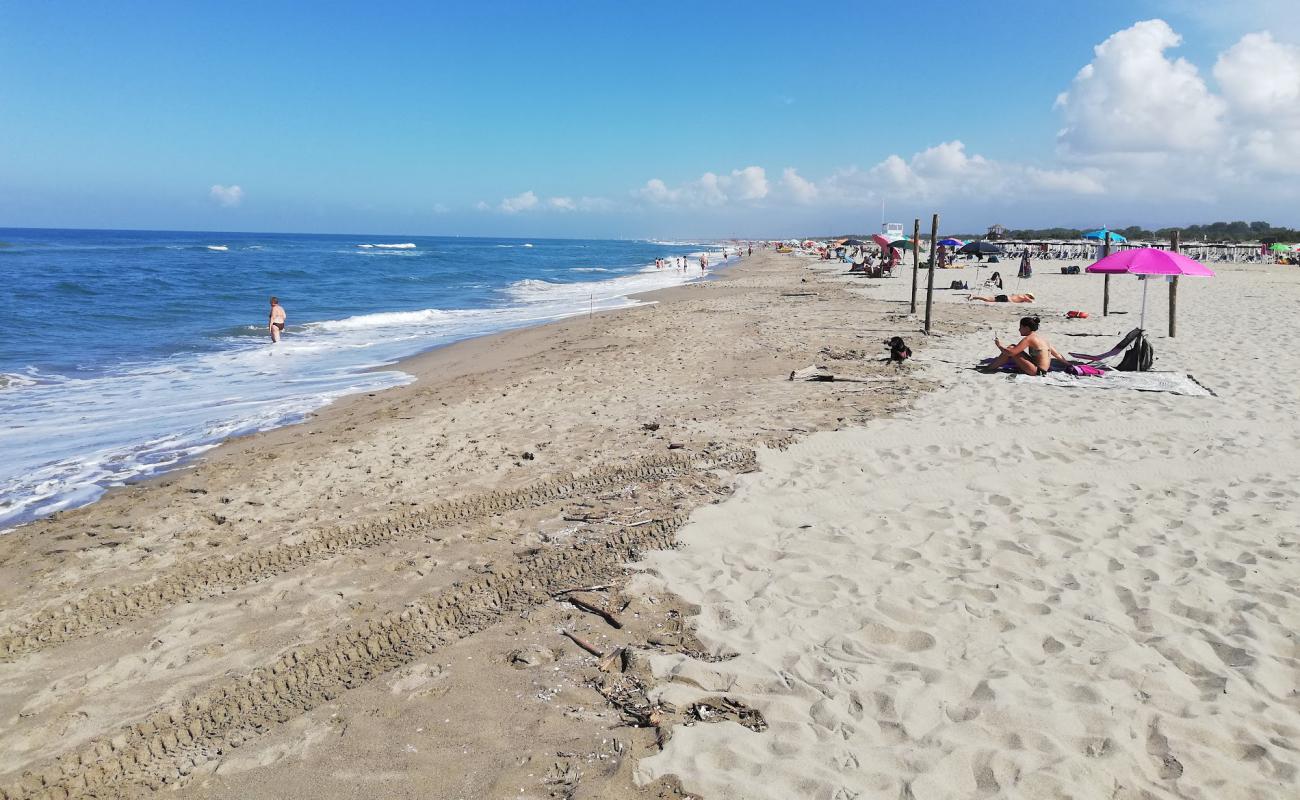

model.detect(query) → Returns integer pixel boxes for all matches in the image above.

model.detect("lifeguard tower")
[882,222,905,240]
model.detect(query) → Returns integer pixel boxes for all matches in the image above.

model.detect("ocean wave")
[522,243,534,248]
[570,267,611,272]
[207,245,228,251]
[0,373,37,390]
[308,308,462,332]
[358,243,417,249]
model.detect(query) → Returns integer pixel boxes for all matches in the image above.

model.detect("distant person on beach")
[981,315,1069,376]
[968,292,1034,303]
[268,296,286,343]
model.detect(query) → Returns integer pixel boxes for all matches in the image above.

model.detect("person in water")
[268,296,286,343]
[982,316,1069,375]
[968,292,1034,303]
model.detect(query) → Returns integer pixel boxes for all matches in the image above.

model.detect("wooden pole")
[1169,230,1180,338]
[924,213,939,335]
[1102,232,1112,316]
[910,218,920,314]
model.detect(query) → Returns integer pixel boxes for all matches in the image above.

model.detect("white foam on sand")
[635,257,1300,798]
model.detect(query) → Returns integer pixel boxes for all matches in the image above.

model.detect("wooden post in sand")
[1169,231,1180,338]
[910,218,920,314]
[924,214,939,334]
[1102,232,1112,316]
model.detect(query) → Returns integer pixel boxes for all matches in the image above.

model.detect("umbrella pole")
[1102,233,1112,316]
[1139,276,1149,330]
[1169,231,1180,338]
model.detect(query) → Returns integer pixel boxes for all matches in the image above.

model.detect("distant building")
[986,224,1006,240]
[882,222,905,240]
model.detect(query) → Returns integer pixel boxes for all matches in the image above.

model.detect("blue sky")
[2,1,1298,237]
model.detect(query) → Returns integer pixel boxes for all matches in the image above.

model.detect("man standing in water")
[268,296,286,343]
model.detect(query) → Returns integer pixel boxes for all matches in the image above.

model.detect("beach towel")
[1009,370,1213,396]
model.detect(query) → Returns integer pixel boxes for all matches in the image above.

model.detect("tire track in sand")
[0,449,755,662]
[0,516,688,800]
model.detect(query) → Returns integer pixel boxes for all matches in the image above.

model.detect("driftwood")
[562,629,604,657]
[551,584,609,598]
[597,647,625,673]
[568,595,624,629]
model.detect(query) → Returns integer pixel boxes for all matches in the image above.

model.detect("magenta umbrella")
[1086,247,1215,329]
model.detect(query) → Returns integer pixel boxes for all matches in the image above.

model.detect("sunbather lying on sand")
[980,316,1070,376]
[968,292,1034,303]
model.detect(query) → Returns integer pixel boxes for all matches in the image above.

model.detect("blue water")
[0,229,729,529]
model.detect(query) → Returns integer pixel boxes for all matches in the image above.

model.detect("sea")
[0,229,733,530]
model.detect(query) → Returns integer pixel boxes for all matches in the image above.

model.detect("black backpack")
[1116,331,1155,372]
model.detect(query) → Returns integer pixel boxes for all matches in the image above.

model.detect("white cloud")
[1052,19,1300,182]
[636,166,768,207]
[730,166,769,200]
[781,168,818,204]
[499,190,539,213]
[481,192,611,213]
[765,141,1104,211]
[432,203,450,214]
[209,184,244,207]
[1055,20,1226,156]
[1214,32,1300,116]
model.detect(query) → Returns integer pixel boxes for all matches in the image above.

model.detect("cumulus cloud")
[636,167,769,207]
[1053,19,1300,181]
[1215,32,1300,117]
[209,184,244,207]
[759,141,1105,213]
[781,168,818,204]
[1055,20,1226,156]
[499,190,539,213]
[480,192,611,213]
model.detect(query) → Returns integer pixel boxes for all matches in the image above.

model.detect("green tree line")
[993,221,1300,243]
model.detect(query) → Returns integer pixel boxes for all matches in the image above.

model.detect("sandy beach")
[2,247,1296,799]
[637,253,1300,798]
[0,250,953,799]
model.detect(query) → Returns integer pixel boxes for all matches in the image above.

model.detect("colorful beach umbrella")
[890,238,915,251]
[938,237,965,247]
[1083,229,1127,243]
[1086,248,1215,328]
[1269,243,1291,252]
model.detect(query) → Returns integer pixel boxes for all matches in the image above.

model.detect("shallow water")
[0,229,732,528]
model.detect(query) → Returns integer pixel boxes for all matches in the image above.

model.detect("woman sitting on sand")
[968,292,1034,303]
[980,316,1070,376]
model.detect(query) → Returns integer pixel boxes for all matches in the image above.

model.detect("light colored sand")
[636,256,1300,798]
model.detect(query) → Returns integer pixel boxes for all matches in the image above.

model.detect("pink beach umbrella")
[1086,247,1215,329]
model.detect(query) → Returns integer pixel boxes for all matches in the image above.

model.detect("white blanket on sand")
[1010,370,1214,396]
